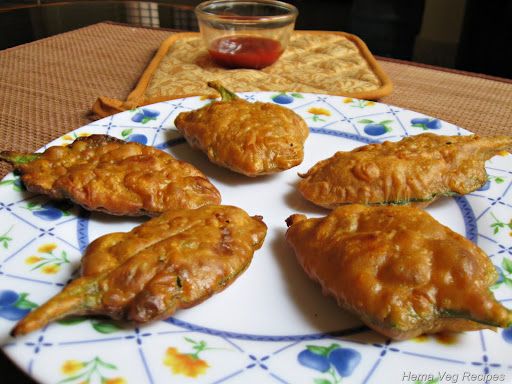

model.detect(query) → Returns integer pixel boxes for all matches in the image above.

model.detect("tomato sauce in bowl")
[208,36,284,69]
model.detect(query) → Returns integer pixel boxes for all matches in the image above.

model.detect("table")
[1,21,511,383]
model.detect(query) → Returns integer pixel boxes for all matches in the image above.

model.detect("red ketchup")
[208,36,284,69]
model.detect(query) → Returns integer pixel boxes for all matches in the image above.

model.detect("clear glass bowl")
[195,0,298,69]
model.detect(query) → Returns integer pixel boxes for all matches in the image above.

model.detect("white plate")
[1,93,511,384]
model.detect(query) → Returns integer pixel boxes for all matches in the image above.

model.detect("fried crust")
[11,204,267,336]
[285,205,512,340]
[0,134,221,216]
[298,133,512,209]
[174,98,309,177]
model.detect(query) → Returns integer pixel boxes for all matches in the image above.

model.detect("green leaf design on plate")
[92,321,122,334]
[502,257,512,274]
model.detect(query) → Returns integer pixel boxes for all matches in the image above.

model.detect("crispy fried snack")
[285,205,512,340]
[11,204,267,336]
[174,81,309,177]
[0,134,221,216]
[299,133,512,209]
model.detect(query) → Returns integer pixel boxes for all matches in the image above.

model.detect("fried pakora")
[298,133,512,209]
[285,205,512,340]
[11,204,267,336]
[174,81,309,177]
[0,134,221,216]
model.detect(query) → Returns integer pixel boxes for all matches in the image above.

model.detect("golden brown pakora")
[0,134,221,216]
[11,204,267,336]
[174,81,309,177]
[298,133,512,209]
[285,205,512,340]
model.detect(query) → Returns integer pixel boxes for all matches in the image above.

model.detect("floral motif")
[61,360,85,376]
[200,94,220,101]
[488,175,505,184]
[0,175,24,192]
[271,92,303,104]
[343,98,375,108]
[489,212,512,235]
[478,175,505,191]
[130,107,159,124]
[163,338,214,378]
[25,243,70,274]
[307,107,331,122]
[297,343,361,383]
[198,94,220,105]
[492,257,512,290]
[503,328,512,343]
[62,132,91,143]
[414,379,440,384]
[358,119,393,136]
[411,117,442,130]
[58,357,125,384]
[57,315,122,334]
[104,378,127,384]
[22,200,73,221]
[0,225,13,249]
[121,129,148,145]
[0,290,37,321]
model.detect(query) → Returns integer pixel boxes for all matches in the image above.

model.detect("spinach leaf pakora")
[0,134,221,216]
[299,133,512,209]
[286,205,512,340]
[174,82,309,177]
[12,204,267,336]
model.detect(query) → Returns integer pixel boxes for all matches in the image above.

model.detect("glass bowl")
[195,0,298,69]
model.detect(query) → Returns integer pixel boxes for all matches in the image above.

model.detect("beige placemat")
[92,30,393,117]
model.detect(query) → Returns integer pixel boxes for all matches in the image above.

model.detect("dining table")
[0,21,511,384]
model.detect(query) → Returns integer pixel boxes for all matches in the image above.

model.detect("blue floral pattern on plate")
[0,93,511,384]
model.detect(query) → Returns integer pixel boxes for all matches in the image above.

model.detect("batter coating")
[12,204,267,336]
[285,205,512,340]
[0,134,221,216]
[174,82,309,176]
[299,133,512,209]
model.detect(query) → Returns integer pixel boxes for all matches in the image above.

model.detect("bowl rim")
[195,0,298,22]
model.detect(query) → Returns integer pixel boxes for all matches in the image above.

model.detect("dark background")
[1,0,511,78]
